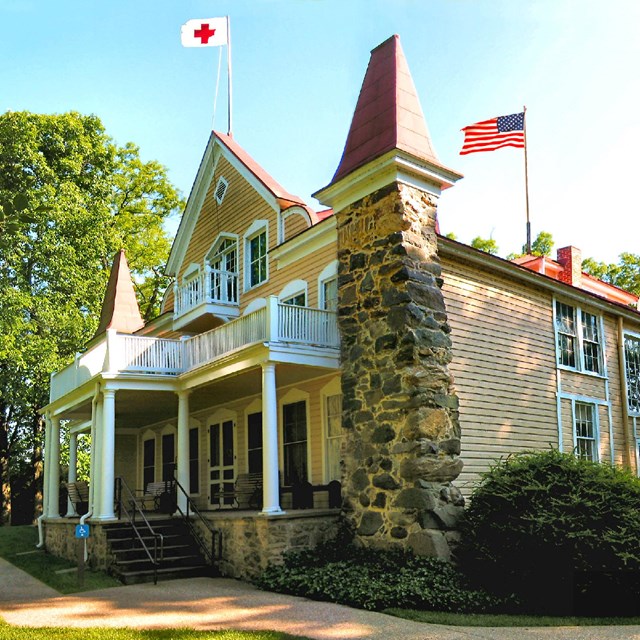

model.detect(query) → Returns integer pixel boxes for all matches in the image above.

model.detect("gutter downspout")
[617,318,634,471]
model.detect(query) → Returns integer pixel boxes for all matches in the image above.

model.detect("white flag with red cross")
[181,18,228,47]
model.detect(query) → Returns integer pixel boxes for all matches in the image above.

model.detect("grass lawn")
[0,524,121,594]
[0,623,310,640]
[385,608,640,627]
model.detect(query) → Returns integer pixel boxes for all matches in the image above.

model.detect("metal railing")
[114,476,164,585]
[172,475,221,566]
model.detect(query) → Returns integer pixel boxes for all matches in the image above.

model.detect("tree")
[471,236,499,255]
[583,253,640,297]
[0,111,184,524]
[507,231,554,260]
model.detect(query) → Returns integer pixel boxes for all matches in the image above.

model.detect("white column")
[41,416,52,519]
[261,362,283,514]
[97,389,116,520]
[266,295,280,343]
[65,432,78,516]
[91,395,104,516]
[176,390,191,514]
[47,416,61,518]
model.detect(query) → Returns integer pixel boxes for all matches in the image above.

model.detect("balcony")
[49,299,340,403]
[174,268,239,329]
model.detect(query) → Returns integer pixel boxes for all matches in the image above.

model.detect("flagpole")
[523,105,531,254]
[227,15,233,137]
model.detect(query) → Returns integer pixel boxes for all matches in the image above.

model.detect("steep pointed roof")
[95,250,145,336]
[332,34,444,182]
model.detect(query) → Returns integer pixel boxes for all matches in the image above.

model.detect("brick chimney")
[557,246,582,287]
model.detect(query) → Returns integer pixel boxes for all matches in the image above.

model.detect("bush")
[256,528,508,613]
[458,450,640,615]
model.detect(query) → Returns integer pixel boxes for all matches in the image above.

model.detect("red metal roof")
[332,34,448,182]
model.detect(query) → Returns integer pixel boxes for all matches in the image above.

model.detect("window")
[143,438,155,490]
[161,433,175,482]
[189,427,199,494]
[325,394,343,482]
[322,277,338,311]
[247,412,263,474]
[244,220,268,289]
[282,292,306,307]
[574,402,597,461]
[207,236,238,303]
[624,334,640,414]
[283,400,308,485]
[554,301,602,374]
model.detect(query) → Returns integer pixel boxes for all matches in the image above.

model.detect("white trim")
[279,279,308,305]
[207,411,238,508]
[571,399,601,462]
[183,262,201,281]
[243,298,267,315]
[318,260,339,310]
[271,217,336,270]
[205,232,239,263]
[214,176,229,204]
[320,377,342,484]
[279,206,312,244]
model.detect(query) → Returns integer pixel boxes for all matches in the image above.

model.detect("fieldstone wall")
[337,181,464,558]
[44,518,110,570]
[196,510,340,580]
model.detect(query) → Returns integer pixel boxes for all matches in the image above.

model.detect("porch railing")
[174,268,238,318]
[50,300,339,402]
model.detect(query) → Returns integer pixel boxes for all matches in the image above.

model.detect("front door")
[209,420,235,507]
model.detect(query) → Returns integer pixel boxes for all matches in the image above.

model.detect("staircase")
[105,517,214,584]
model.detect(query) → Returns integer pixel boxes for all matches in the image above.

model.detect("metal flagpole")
[523,105,531,254]
[227,15,233,137]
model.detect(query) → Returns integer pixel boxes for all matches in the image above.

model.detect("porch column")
[41,416,51,518]
[261,362,283,514]
[65,432,78,516]
[97,389,116,520]
[46,416,61,518]
[176,390,191,513]
[91,395,104,516]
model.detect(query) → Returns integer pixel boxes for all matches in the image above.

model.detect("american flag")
[460,112,525,155]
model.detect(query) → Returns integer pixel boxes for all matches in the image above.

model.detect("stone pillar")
[337,182,464,558]
[261,362,283,515]
[176,390,191,513]
[97,389,116,520]
[65,432,78,516]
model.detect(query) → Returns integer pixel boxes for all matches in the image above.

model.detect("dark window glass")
[247,412,263,474]
[143,438,155,490]
[283,400,307,485]
[189,427,199,494]
[162,433,175,482]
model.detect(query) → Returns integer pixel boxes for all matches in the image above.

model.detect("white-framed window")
[142,432,155,490]
[214,176,228,204]
[279,389,310,487]
[573,401,598,461]
[244,221,268,290]
[325,393,343,482]
[318,260,339,311]
[206,234,239,303]
[189,427,200,495]
[624,334,640,415]
[554,300,603,374]
[279,279,308,307]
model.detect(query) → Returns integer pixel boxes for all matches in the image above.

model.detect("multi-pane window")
[143,438,155,490]
[283,400,307,485]
[282,292,306,307]
[624,335,640,414]
[322,278,338,311]
[554,301,602,373]
[574,402,597,461]
[209,237,238,303]
[325,394,343,482]
[248,230,267,287]
[247,412,263,474]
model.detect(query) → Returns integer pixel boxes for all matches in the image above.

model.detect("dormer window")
[214,177,228,204]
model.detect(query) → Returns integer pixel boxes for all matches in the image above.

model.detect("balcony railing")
[174,268,238,318]
[49,298,339,403]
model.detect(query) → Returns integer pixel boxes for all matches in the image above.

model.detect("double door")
[209,420,235,507]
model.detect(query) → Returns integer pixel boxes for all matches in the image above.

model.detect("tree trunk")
[30,410,45,522]
[0,400,11,525]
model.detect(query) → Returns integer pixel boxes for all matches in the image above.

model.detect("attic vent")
[215,177,228,204]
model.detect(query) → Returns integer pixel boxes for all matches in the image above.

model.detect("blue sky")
[1,0,638,263]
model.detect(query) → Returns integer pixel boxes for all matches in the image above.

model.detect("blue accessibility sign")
[75,524,90,539]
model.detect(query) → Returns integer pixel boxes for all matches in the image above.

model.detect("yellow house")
[40,34,640,581]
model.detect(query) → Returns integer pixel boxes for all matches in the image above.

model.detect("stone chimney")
[556,246,582,287]
[314,35,464,559]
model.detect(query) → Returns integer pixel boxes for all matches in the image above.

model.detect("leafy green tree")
[471,236,499,255]
[507,231,554,260]
[0,111,183,524]
[583,253,640,296]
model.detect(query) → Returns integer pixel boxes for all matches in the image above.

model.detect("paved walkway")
[1,558,640,639]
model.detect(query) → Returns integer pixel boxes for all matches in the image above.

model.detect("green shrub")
[256,531,508,613]
[458,449,640,614]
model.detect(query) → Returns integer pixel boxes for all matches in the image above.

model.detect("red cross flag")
[181,17,228,47]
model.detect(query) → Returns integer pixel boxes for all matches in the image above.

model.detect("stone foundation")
[337,182,464,557]
[43,518,111,570]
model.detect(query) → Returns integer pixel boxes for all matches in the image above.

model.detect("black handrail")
[172,475,221,566]
[115,477,164,585]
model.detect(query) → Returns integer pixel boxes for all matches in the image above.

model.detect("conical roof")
[95,250,145,336]
[332,34,443,182]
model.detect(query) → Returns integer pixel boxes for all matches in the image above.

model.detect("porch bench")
[66,481,89,515]
[133,481,176,512]
[213,473,262,510]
